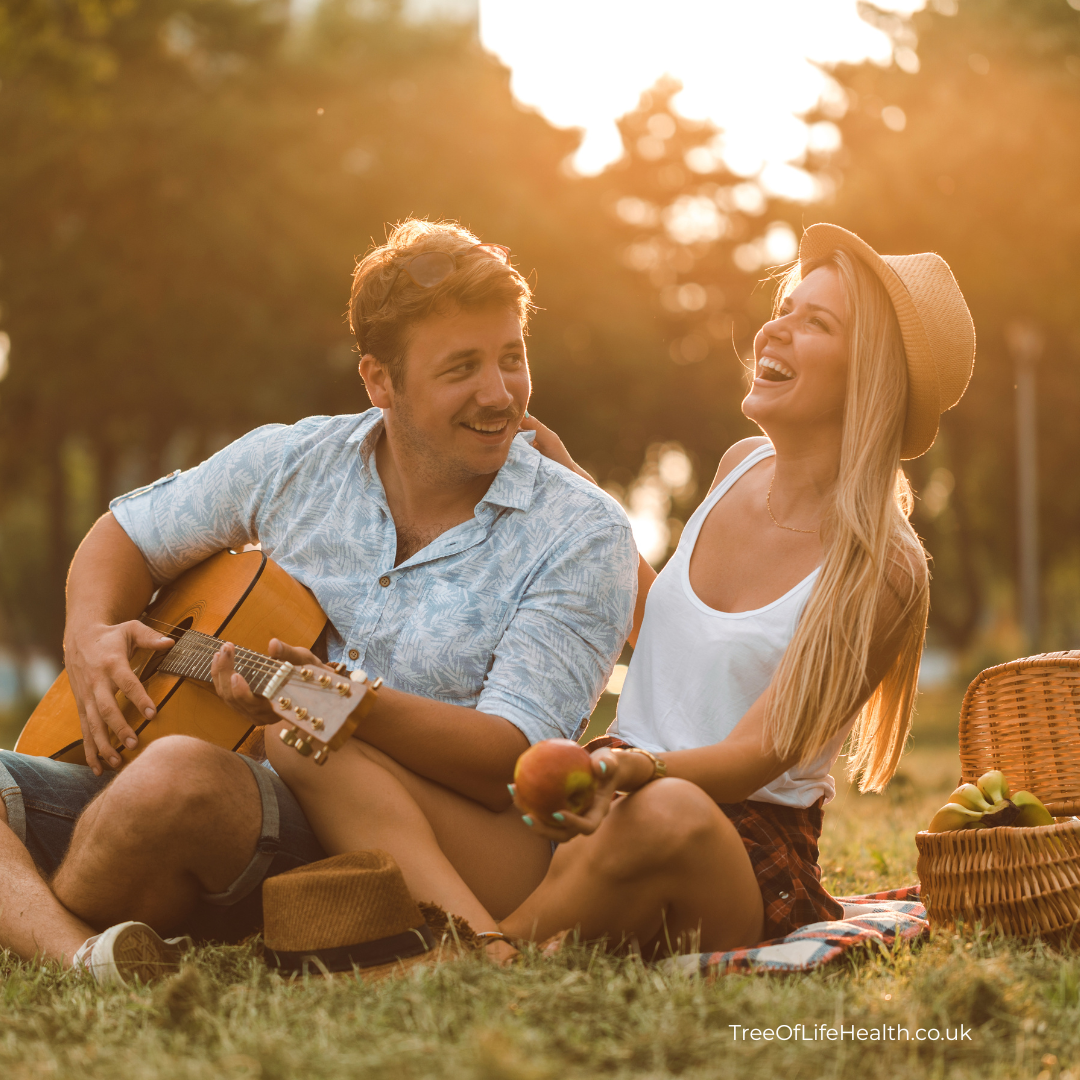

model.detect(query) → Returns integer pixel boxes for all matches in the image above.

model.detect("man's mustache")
[457,409,520,424]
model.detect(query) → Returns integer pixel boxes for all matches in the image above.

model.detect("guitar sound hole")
[140,616,194,682]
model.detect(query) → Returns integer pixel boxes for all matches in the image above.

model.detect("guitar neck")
[158,629,286,696]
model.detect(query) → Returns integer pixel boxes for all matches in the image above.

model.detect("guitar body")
[16,550,327,766]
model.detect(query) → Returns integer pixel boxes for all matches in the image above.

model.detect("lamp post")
[1006,320,1044,654]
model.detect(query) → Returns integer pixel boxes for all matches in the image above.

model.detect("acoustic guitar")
[15,549,380,767]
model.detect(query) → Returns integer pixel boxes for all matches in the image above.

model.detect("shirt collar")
[345,409,386,477]
[346,410,540,513]
[478,432,540,513]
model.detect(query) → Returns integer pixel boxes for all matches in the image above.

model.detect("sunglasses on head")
[374,243,512,312]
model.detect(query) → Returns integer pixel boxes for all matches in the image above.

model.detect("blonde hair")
[763,248,929,793]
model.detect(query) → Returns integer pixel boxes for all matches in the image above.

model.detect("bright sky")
[478,0,927,193]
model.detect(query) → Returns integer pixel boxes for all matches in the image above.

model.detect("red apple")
[513,738,597,824]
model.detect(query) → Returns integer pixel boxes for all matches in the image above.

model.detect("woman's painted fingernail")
[599,761,608,775]
[507,783,516,795]
[552,812,565,822]
[523,410,530,419]
[522,815,533,827]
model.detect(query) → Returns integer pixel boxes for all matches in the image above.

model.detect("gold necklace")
[767,474,819,534]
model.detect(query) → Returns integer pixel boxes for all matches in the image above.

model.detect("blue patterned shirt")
[110,409,637,744]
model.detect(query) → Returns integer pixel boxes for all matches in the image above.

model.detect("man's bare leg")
[501,779,765,955]
[52,737,262,934]
[0,799,95,965]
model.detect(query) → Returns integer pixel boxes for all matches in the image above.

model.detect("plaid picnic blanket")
[662,885,927,977]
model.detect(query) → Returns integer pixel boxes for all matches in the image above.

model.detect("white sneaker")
[73,921,193,985]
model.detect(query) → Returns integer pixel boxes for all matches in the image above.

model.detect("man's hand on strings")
[64,619,175,775]
[209,638,335,725]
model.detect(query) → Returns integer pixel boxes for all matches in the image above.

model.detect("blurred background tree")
[1,0,1079,718]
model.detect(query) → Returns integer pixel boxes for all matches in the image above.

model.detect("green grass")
[2,685,1078,1079]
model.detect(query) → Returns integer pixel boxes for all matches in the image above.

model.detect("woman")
[500,223,974,953]
[271,223,975,958]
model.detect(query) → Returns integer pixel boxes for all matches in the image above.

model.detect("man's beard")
[391,397,516,486]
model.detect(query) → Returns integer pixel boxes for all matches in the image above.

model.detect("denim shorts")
[0,748,326,943]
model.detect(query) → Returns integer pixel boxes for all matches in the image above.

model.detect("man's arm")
[353,689,528,809]
[63,514,177,774]
[64,422,294,773]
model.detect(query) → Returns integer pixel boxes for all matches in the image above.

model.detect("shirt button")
[348,649,360,661]
[379,575,391,587]
[778,891,790,900]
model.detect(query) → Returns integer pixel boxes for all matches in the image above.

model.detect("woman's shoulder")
[706,437,772,494]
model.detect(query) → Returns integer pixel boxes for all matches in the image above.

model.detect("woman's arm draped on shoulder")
[656,546,918,804]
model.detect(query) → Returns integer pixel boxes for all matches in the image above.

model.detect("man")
[0,219,636,981]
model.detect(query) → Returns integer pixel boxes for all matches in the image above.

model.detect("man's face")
[376,305,531,484]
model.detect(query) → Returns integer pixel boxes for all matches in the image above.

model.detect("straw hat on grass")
[262,849,473,981]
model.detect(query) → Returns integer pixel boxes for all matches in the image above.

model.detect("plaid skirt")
[587,736,843,943]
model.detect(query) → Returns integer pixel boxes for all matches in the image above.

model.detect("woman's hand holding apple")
[510,741,656,843]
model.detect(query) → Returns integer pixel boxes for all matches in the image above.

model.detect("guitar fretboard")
[158,630,283,696]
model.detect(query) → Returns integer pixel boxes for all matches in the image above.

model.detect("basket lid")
[958,651,1080,816]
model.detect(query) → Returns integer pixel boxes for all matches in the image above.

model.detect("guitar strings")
[141,616,312,676]
[165,640,342,694]
[141,617,341,694]
[143,616,293,670]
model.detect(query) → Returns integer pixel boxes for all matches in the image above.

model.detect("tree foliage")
[2,0,1078,660]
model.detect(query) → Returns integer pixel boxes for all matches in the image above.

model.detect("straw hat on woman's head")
[799,223,975,460]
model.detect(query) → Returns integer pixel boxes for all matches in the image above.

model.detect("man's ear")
[359,354,393,409]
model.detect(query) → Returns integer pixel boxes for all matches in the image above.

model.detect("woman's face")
[742,265,849,438]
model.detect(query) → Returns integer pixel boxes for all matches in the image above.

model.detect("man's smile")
[459,415,516,441]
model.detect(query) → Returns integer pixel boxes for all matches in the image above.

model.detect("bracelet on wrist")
[615,746,667,792]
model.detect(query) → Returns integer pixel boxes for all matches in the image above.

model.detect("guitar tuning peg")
[295,737,314,757]
[279,727,300,747]
[313,748,329,766]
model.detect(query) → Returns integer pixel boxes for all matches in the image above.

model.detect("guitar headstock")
[266,665,382,765]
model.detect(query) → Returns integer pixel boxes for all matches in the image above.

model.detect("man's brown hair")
[348,219,533,389]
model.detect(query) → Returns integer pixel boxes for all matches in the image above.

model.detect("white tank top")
[612,442,851,808]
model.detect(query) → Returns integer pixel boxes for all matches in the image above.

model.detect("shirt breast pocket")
[389,582,514,705]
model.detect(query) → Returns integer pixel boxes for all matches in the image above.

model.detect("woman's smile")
[755,356,796,382]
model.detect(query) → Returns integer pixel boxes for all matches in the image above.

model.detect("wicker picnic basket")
[915,651,1080,939]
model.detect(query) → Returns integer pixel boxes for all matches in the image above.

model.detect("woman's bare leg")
[269,730,551,935]
[501,779,764,956]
